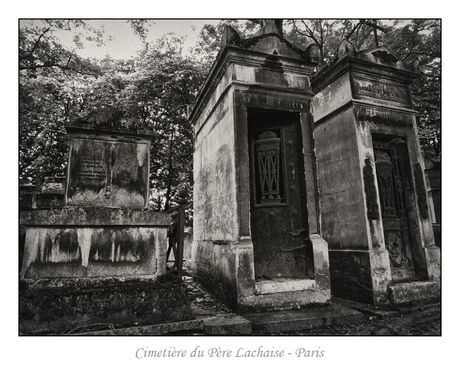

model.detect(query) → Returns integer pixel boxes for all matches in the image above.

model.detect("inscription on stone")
[67,136,149,208]
[79,154,106,182]
[355,106,412,129]
[353,77,410,107]
[242,95,307,110]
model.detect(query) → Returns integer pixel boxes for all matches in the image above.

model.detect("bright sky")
[21,19,414,61]
[23,19,221,60]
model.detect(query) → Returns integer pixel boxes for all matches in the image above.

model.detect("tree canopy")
[19,19,441,215]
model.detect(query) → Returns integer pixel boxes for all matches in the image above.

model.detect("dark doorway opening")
[248,108,314,280]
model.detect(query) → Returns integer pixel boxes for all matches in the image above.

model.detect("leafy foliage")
[19,23,205,217]
[383,20,441,159]
[19,19,441,217]
[19,20,107,185]
[283,19,441,160]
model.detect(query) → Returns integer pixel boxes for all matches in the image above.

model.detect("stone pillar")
[311,44,440,305]
[190,28,331,311]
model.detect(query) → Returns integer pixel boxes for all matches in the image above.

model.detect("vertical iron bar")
[177,201,185,279]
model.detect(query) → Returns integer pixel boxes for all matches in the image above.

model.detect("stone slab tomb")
[18,109,190,334]
[311,41,440,305]
[190,21,331,311]
[20,109,169,280]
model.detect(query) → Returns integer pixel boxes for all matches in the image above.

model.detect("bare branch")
[345,21,361,39]
[20,26,52,63]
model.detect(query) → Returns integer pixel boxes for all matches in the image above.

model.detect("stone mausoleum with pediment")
[189,20,440,311]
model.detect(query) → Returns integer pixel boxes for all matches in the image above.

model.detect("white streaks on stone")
[77,228,92,267]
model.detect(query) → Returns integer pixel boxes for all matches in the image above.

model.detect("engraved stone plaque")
[352,77,411,107]
[66,136,150,208]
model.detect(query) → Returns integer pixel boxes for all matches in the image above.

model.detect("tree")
[132,34,206,211]
[192,20,261,70]
[19,20,104,77]
[383,20,441,159]
[19,20,110,185]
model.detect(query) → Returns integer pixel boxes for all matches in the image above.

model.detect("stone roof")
[221,24,319,63]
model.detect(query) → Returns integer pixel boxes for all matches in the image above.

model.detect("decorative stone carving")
[363,158,380,220]
[222,25,241,47]
[356,107,412,128]
[337,39,356,58]
[255,131,282,204]
[414,162,429,219]
[261,19,284,36]
[372,49,398,64]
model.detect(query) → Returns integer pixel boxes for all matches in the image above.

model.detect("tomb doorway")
[248,108,314,280]
[373,135,418,281]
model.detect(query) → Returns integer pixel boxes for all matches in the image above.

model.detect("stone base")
[192,237,331,313]
[255,278,316,295]
[243,303,364,334]
[238,284,331,313]
[20,208,169,280]
[19,276,194,335]
[328,250,375,304]
[388,281,440,305]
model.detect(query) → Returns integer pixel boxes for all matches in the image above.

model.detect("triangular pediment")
[242,33,307,60]
[222,25,318,63]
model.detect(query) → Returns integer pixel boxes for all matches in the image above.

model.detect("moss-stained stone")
[20,226,165,279]
[20,208,169,279]
[19,277,194,335]
[20,208,169,227]
[190,27,331,311]
[328,251,374,305]
[389,281,439,304]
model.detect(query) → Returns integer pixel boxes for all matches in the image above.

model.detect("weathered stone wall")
[191,63,244,308]
[66,134,150,208]
[19,277,193,335]
[20,208,169,280]
[314,106,371,250]
[193,92,238,242]
[311,47,440,305]
[191,40,330,311]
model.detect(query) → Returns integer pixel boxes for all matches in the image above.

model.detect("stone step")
[73,319,204,336]
[242,303,364,335]
[202,315,252,335]
[389,281,440,304]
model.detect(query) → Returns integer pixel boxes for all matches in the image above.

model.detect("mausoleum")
[310,41,440,305]
[189,21,331,311]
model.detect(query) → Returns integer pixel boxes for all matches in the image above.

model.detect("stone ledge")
[255,278,316,295]
[202,315,252,335]
[20,208,170,226]
[388,281,440,305]
[243,303,364,334]
[239,288,331,312]
[73,319,204,336]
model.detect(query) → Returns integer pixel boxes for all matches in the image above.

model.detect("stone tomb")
[311,44,440,305]
[190,23,331,311]
[20,111,169,280]
[18,110,191,334]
